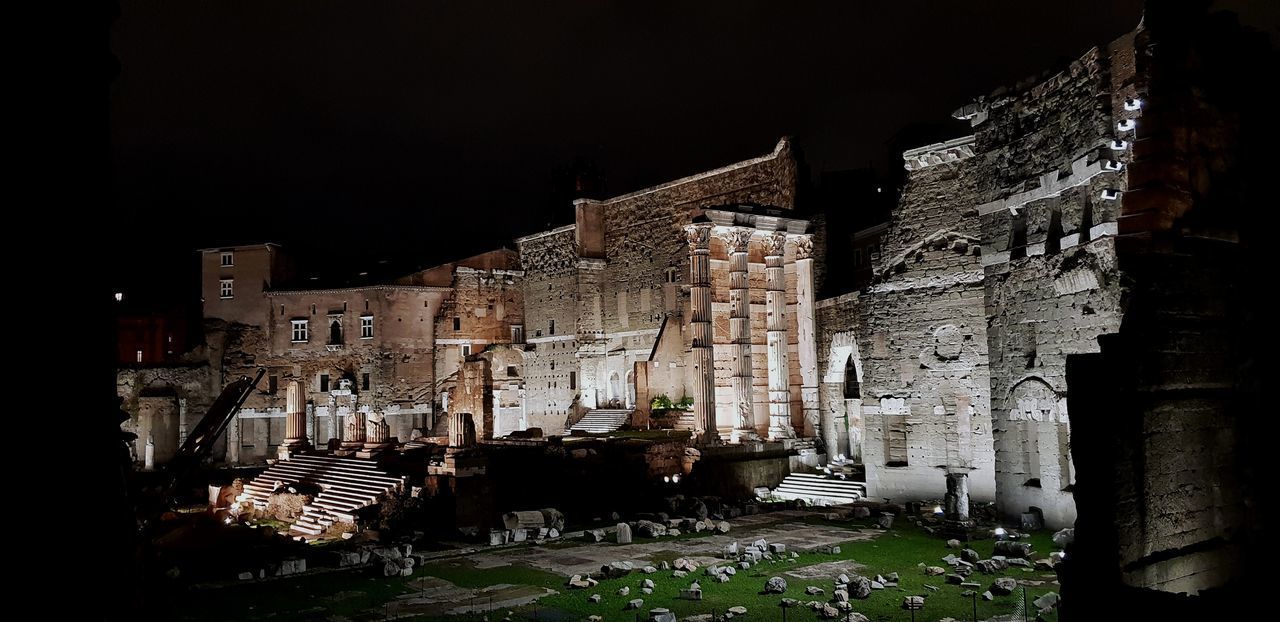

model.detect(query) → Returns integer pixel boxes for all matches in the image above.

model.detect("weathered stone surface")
[617,586,630,596]
[877,514,895,529]
[976,559,1008,574]
[847,574,872,599]
[946,539,962,549]
[679,588,702,600]
[1052,528,1074,548]
[1033,591,1060,610]
[727,606,747,615]
[961,548,980,563]
[805,586,825,595]
[902,596,925,610]
[924,566,946,576]
[764,576,788,593]
[588,594,601,603]
[993,540,1032,559]
[625,598,644,610]
[990,577,1017,595]
[615,523,633,544]
[716,521,731,534]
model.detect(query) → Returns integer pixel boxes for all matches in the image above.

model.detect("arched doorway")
[625,370,635,409]
[608,371,622,407]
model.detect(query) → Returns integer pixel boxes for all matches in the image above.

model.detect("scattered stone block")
[679,588,702,600]
[902,596,925,610]
[615,523,633,544]
[764,576,788,593]
[990,577,1017,595]
[588,594,601,603]
[626,598,644,610]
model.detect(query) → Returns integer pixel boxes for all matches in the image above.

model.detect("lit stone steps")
[569,409,631,434]
[771,472,867,505]
[240,453,404,538]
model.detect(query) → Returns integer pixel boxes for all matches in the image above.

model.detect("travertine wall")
[976,36,1134,528]
[117,364,214,467]
[854,146,995,503]
[518,139,799,432]
[516,226,581,433]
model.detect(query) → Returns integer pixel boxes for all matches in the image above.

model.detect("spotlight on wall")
[224,517,233,525]
[933,505,944,515]
[663,475,671,483]
[1124,97,1144,111]
[1110,139,1128,151]
[672,473,681,483]
[114,292,123,302]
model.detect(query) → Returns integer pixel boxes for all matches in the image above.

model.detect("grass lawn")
[182,517,1060,622]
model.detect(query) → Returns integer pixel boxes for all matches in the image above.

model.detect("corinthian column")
[765,232,795,440]
[794,235,820,441]
[722,227,758,443]
[685,223,720,446]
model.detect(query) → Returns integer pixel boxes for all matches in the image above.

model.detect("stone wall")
[516,226,580,433]
[855,148,995,503]
[816,292,862,461]
[974,36,1135,528]
[117,364,214,467]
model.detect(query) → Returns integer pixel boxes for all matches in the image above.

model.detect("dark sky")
[110,0,1276,305]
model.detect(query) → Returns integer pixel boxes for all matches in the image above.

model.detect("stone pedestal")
[764,232,795,440]
[945,471,971,521]
[685,223,720,446]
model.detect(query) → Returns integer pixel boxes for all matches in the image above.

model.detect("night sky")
[109,0,1276,306]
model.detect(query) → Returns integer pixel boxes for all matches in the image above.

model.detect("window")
[453,317,461,331]
[549,319,555,335]
[135,350,143,363]
[362,372,370,391]
[570,371,577,390]
[1009,209,1028,259]
[853,249,863,267]
[461,344,471,357]
[328,317,342,344]
[361,315,373,339]
[507,365,517,377]
[550,360,555,371]
[220,251,233,267]
[511,325,524,344]
[291,319,309,342]
[268,375,278,395]
[319,374,330,393]
[843,358,860,399]
[219,279,234,299]
[885,415,909,466]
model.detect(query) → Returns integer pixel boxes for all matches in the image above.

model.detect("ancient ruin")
[112,3,1267,620]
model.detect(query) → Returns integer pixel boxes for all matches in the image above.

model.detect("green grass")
[519,519,1058,622]
[181,518,1061,622]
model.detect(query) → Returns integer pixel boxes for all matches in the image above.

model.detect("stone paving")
[474,511,880,578]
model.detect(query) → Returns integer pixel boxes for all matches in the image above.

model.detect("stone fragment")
[993,540,1032,559]
[643,565,658,574]
[764,576,788,593]
[847,574,872,599]
[716,521,731,534]
[626,599,644,610]
[642,578,655,589]
[1052,528,1074,548]
[672,570,687,578]
[617,586,630,596]
[961,548,979,563]
[588,594,601,603]
[1033,591,1060,610]
[806,586,825,595]
[770,543,787,554]
[946,539,962,549]
[990,577,1017,595]
[833,589,848,603]
[982,590,994,601]
[615,523,633,544]
[727,606,747,615]
[902,596,925,610]
[679,588,702,600]
[924,566,946,576]
[877,513,895,529]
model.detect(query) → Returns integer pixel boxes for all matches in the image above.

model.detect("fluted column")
[342,411,367,448]
[794,235,820,441]
[765,232,795,440]
[449,412,477,448]
[722,227,758,442]
[283,381,309,448]
[685,223,720,445]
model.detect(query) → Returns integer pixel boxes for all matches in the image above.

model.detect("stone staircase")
[771,472,867,505]
[568,409,631,434]
[242,453,406,537]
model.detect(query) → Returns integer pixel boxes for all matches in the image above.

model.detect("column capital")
[794,234,814,260]
[684,223,714,249]
[764,231,787,257]
[719,226,754,253]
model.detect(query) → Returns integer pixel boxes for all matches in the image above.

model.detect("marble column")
[342,411,367,449]
[283,380,309,449]
[723,227,758,442]
[765,232,795,440]
[795,235,820,441]
[685,223,720,445]
[449,412,477,448]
